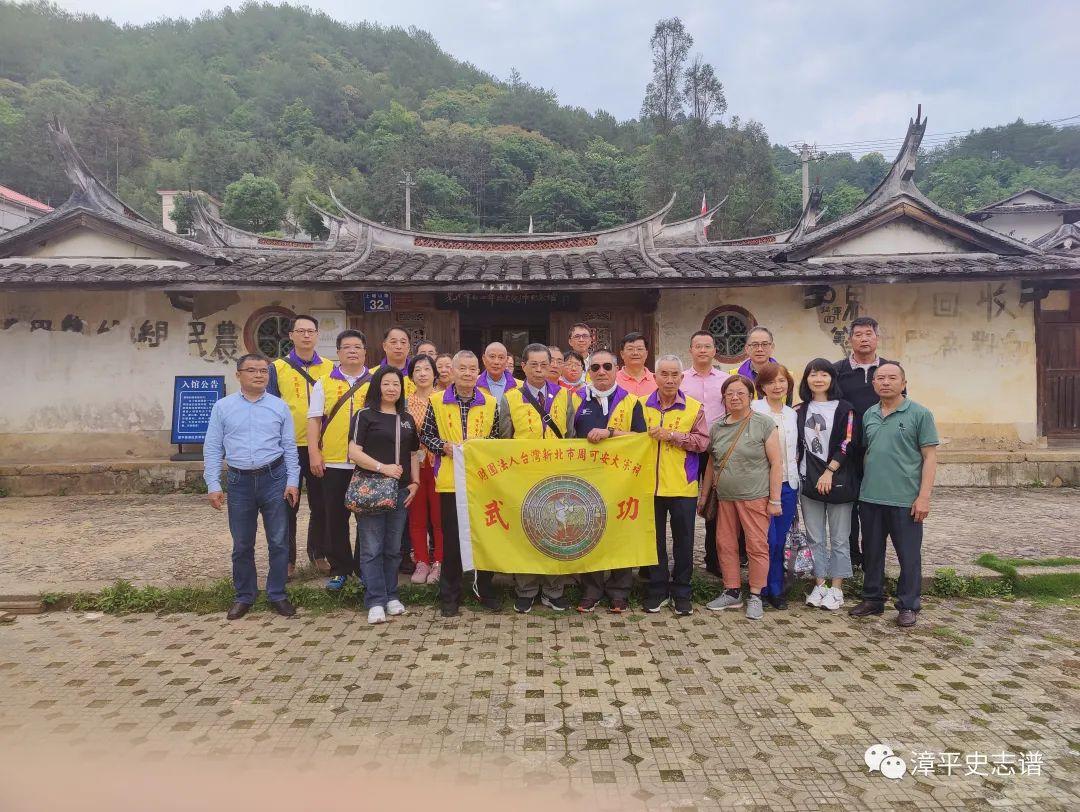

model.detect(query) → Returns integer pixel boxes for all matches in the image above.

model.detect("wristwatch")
[607,428,615,438]
[376,463,382,473]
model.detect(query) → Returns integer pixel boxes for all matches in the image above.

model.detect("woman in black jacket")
[795,359,860,612]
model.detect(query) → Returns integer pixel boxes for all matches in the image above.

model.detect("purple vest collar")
[288,349,323,367]
[644,389,686,411]
[330,365,371,383]
[477,370,518,392]
[442,386,487,406]
[737,358,777,379]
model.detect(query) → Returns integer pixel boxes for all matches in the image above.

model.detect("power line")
[784,113,1080,152]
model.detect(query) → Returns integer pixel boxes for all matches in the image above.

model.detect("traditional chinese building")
[1,112,1079,491]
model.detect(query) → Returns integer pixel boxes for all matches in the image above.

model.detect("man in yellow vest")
[268,314,335,576]
[497,343,580,614]
[572,348,647,613]
[477,341,520,400]
[306,329,372,590]
[641,355,710,616]
[371,325,417,397]
[417,350,502,617]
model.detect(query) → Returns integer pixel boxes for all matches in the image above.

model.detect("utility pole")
[399,170,416,230]
[799,143,813,209]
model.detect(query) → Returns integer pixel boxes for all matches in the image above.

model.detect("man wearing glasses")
[729,326,778,383]
[204,353,300,620]
[567,323,594,359]
[267,315,334,576]
[572,348,647,613]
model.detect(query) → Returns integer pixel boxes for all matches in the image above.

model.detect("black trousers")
[438,492,494,609]
[698,451,720,573]
[647,496,697,600]
[580,568,634,602]
[286,446,327,565]
[322,467,360,578]
[860,501,923,612]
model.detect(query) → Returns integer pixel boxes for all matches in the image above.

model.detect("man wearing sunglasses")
[572,348,647,614]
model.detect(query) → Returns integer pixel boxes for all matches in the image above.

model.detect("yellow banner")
[460,434,658,574]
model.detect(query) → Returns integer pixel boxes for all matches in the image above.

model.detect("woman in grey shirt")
[697,375,783,620]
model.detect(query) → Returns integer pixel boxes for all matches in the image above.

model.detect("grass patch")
[973,554,1080,601]
[931,626,974,646]
[978,555,1080,569]
[41,565,1032,617]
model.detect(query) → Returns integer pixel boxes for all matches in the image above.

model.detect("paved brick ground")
[0,599,1076,809]
[1,488,1078,594]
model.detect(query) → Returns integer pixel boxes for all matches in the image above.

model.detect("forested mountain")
[1,2,1076,239]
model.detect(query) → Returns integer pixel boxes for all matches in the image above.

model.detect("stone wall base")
[1,451,1078,497]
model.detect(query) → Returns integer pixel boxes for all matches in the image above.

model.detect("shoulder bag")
[521,386,563,439]
[345,414,402,516]
[800,409,859,505]
[700,415,751,521]
[318,376,368,447]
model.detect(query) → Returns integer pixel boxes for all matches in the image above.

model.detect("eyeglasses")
[238,368,269,375]
[746,342,773,350]
[590,362,614,372]
[571,333,591,340]
[290,329,317,336]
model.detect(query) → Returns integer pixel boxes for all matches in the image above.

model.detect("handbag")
[784,513,815,577]
[700,416,751,521]
[800,452,858,505]
[345,414,401,516]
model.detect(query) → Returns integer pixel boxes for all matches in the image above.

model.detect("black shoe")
[673,597,693,616]
[540,594,569,611]
[897,609,918,628]
[576,598,599,613]
[643,596,670,613]
[440,604,460,618]
[270,599,296,617]
[479,595,502,612]
[739,556,748,567]
[514,595,534,614]
[766,594,788,611]
[608,599,629,614]
[848,600,884,617]
[226,602,251,621]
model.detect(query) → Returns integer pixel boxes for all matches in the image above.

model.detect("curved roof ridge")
[46,119,153,225]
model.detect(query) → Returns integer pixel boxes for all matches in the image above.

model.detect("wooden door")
[1038,290,1080,437]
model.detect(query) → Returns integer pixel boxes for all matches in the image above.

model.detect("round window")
[243,306,296,359]
[702,306,754,363]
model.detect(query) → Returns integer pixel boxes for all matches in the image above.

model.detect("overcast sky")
[53,0,1080,155]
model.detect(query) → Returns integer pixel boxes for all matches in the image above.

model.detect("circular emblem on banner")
[520,476,607,560]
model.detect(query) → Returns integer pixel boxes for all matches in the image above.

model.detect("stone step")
[0,596,45,614]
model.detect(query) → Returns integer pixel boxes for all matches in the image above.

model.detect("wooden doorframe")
[1036,287,1080,439]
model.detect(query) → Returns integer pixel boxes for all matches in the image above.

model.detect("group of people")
[204,314,937,629]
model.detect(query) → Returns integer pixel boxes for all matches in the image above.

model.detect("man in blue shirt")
[204,353,301,620]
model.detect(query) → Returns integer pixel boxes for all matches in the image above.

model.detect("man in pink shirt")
[615,331,658,397]
[680,330,730,578]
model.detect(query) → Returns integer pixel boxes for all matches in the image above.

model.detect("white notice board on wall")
[311,309,347,361]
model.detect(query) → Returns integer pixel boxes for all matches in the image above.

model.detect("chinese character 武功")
[484,499,509,531]
[617,497,639,521]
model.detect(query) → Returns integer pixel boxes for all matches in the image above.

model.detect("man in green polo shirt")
[848,362,938,628]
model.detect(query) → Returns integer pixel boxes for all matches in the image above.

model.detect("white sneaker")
[367,606,387,624]
[386,599,406,616]
[805,585,827,608]
[821,587,844,611]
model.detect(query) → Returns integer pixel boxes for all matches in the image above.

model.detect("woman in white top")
[795,358,859,612]
[751,362,799,610]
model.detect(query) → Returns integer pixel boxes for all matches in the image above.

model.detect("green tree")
[221,174,286,233]
[169,193,196,233]
[641,18,693,131]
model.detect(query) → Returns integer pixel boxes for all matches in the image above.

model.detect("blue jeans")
[356,490,409,609]
[763,483,798,598]
[227,462,290,604]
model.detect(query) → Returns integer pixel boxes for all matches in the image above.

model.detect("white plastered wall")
[657,279,1038,449]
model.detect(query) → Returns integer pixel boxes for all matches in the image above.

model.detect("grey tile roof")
[3,247,1079,288]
